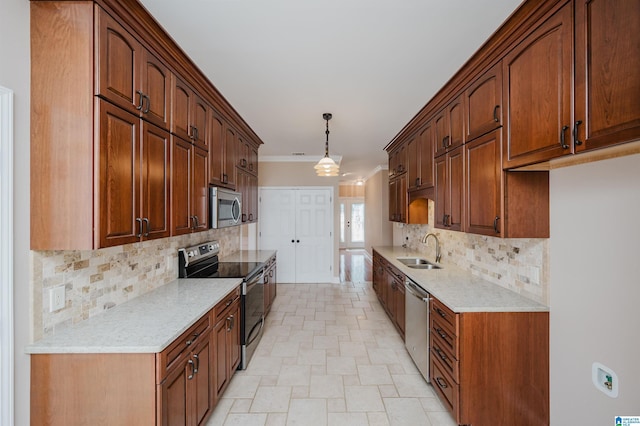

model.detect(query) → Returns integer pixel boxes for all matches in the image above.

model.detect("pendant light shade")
[315,113,339,176]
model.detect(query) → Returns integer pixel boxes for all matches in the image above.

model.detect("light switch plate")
[49,286,65,312]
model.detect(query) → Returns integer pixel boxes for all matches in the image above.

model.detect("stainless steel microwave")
[210,187,242,228]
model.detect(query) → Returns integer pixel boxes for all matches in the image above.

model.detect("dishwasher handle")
[404,279,430,303]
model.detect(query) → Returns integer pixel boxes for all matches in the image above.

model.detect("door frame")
[258,186,335,283]
[0,86,14,426]
[339,197,365,249]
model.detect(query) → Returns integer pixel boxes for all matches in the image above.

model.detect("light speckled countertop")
[373,246,548,313]
[25,278,242,354]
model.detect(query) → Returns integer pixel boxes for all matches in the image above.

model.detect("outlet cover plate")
[49,286,65,312]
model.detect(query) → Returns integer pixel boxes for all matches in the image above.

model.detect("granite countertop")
[25,278,242,354]
[219,249,276,263]
[373,246,548,313]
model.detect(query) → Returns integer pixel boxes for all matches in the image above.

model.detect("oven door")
[241,268,265,369]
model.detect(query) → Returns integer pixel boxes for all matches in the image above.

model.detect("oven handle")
[404,279,430,303]
[246,315,265,347]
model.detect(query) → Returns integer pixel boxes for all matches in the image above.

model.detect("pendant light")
[314,113,339,176]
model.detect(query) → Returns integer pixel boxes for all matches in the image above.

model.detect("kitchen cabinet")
[264,255,277,314]
[236,135,259,175]
[434,94,464,157]
[429,296,549,425]
[214,290,241,398]
[237,171,258,224]
[434,146,464,231]
[98,100,171,247]
[96,7,171,130]
[465,130,549,237]
[465,62,502,141]
[502,1,573,168]
[383,262,406,339]
[574,0,640,152]
[172,137,209,235]
[172,75,209,150]
[372,251,384,302]
[407,121,435,191]
[388,144,406,179]
[388,174,407,223]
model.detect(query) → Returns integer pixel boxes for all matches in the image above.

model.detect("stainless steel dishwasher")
[404,278,430,381]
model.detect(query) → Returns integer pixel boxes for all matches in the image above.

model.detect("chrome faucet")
[421,232,441,263]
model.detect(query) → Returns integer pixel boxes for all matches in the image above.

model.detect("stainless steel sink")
[396,257,442,269]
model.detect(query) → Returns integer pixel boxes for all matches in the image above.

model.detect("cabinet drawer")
[431,298,457,332]
[157,312,211,381]
[431,334,459,383]
[215,286,241,323]
[432,315,458,359]
[430,355,459,421]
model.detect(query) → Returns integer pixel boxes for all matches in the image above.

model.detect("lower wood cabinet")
[373,251,405,339]
[429,296,549,425]
[30,286,242,426]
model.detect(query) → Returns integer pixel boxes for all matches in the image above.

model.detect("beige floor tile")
[327,398,346,413]
[327,412,370,426]
[344,385,385,412]
[420,396,446,412]
[367,412,391,426]
[313,335,340,350]
[270,342,300,358]
[309,374,344,398]
[383,398,432,426]
[326,356,357,375]
[246,356,283,376]
[276,364,311,386]
[392,374,436,398]
[286,399,327,426]
[229,398,253,413]
[224,374,262,398]
[357,364,393,385]
[367,348,401,365]
[339,341,368,357]
[427,411,458,426]
[265,413,287,426]
[206,397,234,425]
[291,385,309,398]
[378,384,399,398]
[223,413,268,425]
[297,348,326,365]
[250,386,292,413]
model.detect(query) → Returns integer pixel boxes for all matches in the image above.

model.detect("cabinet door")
[141,122,171,240]
[96,7,142,115]
[574,0,640,152]
[237,171,249,223]
[214,317,229,398]
[248,174,258,222]
[503,2,573,168]
[418,122,434,188]
[172,137,193,236]
[159,358,189,426]
[192,332,214,426]
[395,278,405,338]
[172,75,193,142]
[448,95,464,150]
[192,95,209,150]
[236,136,250,169]
[447,147,464,232]
[465,62,502,141]
[98,101,141,247]
[249,146,259,175]
[465,130,502,236]
[228,302,242,373]
[434,155,447,229]
[192,146,209,231]
[223,125,237,188]
[141,51,171,129]
[407,136,420,191]
[209,112,225,186]
[434,109,449,157]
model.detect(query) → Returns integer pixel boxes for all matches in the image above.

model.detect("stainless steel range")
[178,241,265,370]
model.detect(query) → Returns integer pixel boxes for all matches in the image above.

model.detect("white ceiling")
[139,0,523,183]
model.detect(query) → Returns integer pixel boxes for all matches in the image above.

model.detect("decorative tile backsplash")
[394,200,548,305]
[32,227,241,340]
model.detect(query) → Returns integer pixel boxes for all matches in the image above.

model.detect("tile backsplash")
[393,200,549,305]
[32,227,241,340]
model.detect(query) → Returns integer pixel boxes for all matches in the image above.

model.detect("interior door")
[259,188,333,283]
[339,198,365,249]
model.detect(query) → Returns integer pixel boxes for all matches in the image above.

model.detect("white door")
[259,188,333,283]
[339,198,365,249]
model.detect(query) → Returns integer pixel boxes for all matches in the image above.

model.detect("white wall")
[0,0,31,424]
[549,153,640,423]
[363,169,392,254]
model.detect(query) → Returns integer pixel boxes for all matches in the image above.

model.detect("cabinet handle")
[222,173,228,183]
[249,163,254,171]
[573,120,583,146]
[415,177,420,187]
[441,136,447,149]
[435,377,448,389]
[435,327,449,340]
[142,218,150,237]
[493,216,500,234]
[242,213,247,223]
[135,218,143,238]
[142,94,150,114]
[241,158,247,167]
[135,90,144,111]
[434,347,448,362]
[269,270,274,278]
[493,105,500,122]
[435,307,447,319]
[560,125,570,149]
[186,332,199,346]
[193,216,199,228]
[193,354,199,374]
[187,359,195,380]
[249,213,253,221]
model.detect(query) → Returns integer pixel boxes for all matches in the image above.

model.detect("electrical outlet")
[49,286,66,312]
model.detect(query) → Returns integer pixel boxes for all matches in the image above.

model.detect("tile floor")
[205,277,457,425]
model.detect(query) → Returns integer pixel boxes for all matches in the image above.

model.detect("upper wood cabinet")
[389,175,407,223]
[407,121,435,191]
[434,146,464,231]
[172,75,210,150]
[434,95,465,157]
[223,124,237,188]
[96,7,171,129]
[98,100,170,248]
[465,62,502,141]
[502,1,573,168]
[236,135,259,176]
[574,0,640,152]
[388,144,407,179]
[172,137,209,236]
